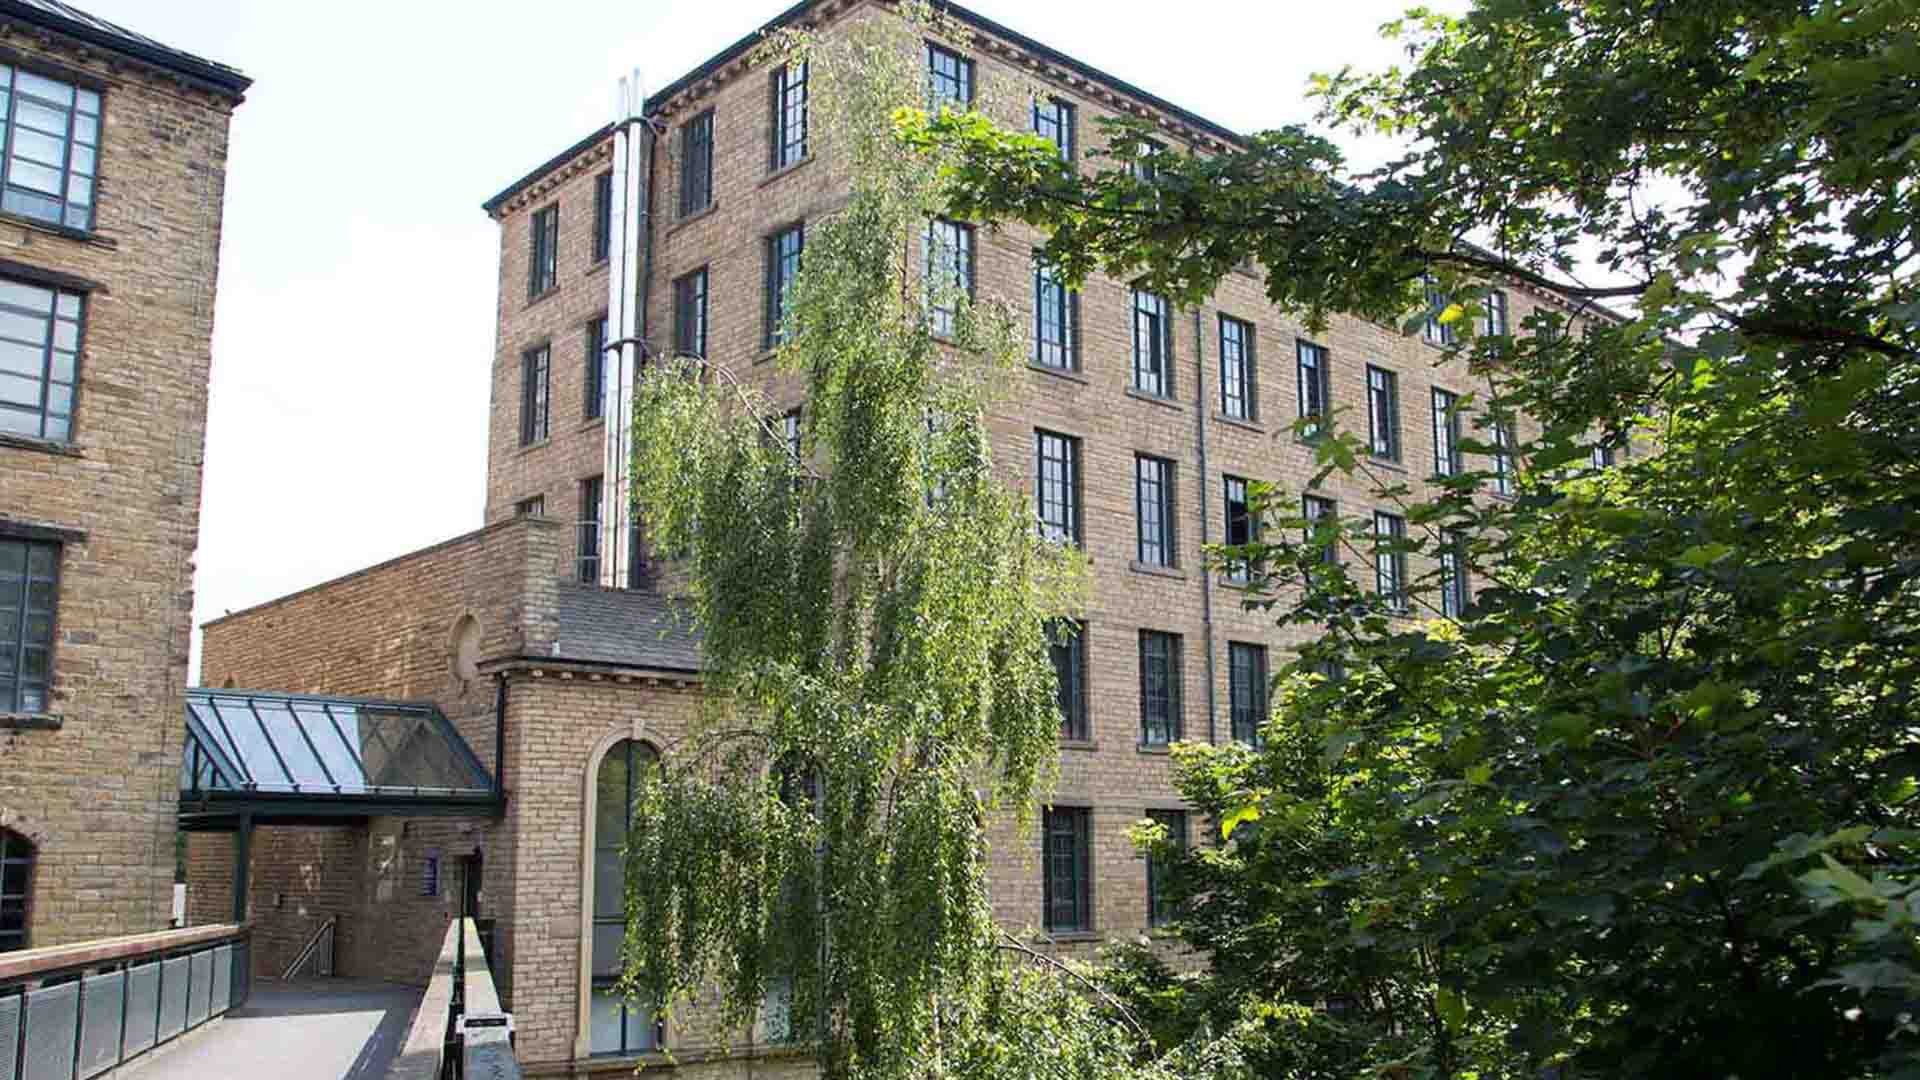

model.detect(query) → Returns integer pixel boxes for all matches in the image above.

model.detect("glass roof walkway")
[179,689,501,827]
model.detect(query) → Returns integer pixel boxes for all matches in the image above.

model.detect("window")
[1366,365,1400,460]
[1035,430,1081,546]
[1229,643,1267,746]
[1303,494,1340,567]
[1490,420,1515,496]
[1,538,56,714]
[1374,511,1409,613]
[591,740,662,1054]
[520,344,551,445]
[420,852,441,898]
[923,219,974,337]
[0,69,99,231]
[781,409,802,466]
[584,316,608,421]
[1440,530,1470,618]
[1590,442,1616,469]
[0,277,84,443]
[1131,289,1172,397]
[1129,137,1166,186]
[515,495,545,518]
[1296,339,1329,439]
[1423,279,1455,346]
[529,204,558,299]
[592,171,613,262]
[1481,289,1508,337]
[771,62,809,171]
[926,42,974,111]
[1139,630,1183,746]
[764,223,805,349]
[673,268,707,358]
[1219,315,1255,421]
[0,827,31,952]
[1134,454,1176,567]
[1050,619,1088,742]
[1222,475,1255,583]
[1042,806,1090,933]
[579,476,603,584]
[1431,387,1461,476]
[1033,258,1078,370]
[1146,809,1187,928]
[1032,96,1075,161]
[679,110,714,218]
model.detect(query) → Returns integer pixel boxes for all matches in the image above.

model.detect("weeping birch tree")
[610,10,1157,1080]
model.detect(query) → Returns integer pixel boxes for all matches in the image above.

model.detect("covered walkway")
[117,978,417,1080]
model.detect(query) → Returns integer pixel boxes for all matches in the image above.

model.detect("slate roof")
[0,0,251,96]
[552,582,704,673]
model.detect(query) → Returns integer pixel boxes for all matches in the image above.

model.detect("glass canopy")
[181,689,493,800]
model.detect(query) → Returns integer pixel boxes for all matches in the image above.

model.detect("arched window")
[590,739,659,1055]
[0,827,33,952]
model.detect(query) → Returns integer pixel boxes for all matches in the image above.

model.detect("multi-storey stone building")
[189,1,1580,1075]
[0,0,248,950]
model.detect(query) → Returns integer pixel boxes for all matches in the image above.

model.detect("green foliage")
[910,0,1920,1076]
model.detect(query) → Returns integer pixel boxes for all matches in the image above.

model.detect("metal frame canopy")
[179,688,502,826]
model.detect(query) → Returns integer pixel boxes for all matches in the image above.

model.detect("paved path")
[120,978,419,1080]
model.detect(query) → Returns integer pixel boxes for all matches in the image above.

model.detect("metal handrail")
[281,915,336,979]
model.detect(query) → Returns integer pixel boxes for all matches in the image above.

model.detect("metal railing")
[387,918,516,1080]
[0,922,250,1080]
[281,915,336,980]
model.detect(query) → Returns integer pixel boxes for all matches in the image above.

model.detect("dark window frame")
[1131,288,1173,398]
[592,739,664,1054]
[1032,96,1075,162]
[1296,339,1330,439]
[1490,419,1515,497]
[1219,314,1256,421]
[1303,494,1340,568]
[515,495,545,518]
[764,222,805,350]
[1042,805,1091,934]
[925,42,975,111]
[520,343,551,446]
[1032,256,1079,371]
[678,109,715,218]
[1431,386,1461,477]
[528,203,559,300]
[0,537,57,715]
[1138,629,1183,746]
[770,62,810,171]
[1228,642,1267,746]
[1440,530,1470,619]
[1035,429,1082,546]
[584,315,608,422]
[1423,278,1456,346]
[1134,454,1176,567]
[0,68,101,233]
[673,267,708,358]
[592,171,613,263]
[0,276,85,444]
[923,218,975,338]
[1366,364,1401,461]
[1374,510,1409,613]
[1481,289,1509,337]
[1222,474,1255,583]
[578,475,603,584]
[1050,619,1088,742]
[0,826,33,952]
[1146,808,1187,928]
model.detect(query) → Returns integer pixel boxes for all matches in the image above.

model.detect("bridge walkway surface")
[115,977,417,1080]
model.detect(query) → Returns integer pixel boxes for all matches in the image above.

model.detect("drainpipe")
[491,673,508,800]
[604,72,656,591]
[1192,307,1218,745]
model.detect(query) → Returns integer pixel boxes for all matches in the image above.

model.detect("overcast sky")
[73,0,1446,676]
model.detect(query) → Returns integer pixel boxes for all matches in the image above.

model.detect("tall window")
[926,43,974,111]
[1229,642,1267,745]
[1035,430,1081,546]
[673,268,707,358]
[584,316,608,421]
[1441,531,1471,618]
[781,409,802,465]
[1481,289,1509,336]
[923,219,974,337]
[1423,278,1455,346]
[1033,258,1077,370]
[679,110,714,218]
[1032,96,1075,161]
[1374,511,1409,613]
[1130,138,1166,186]
[0,277,84,443]
[1303,494,1340,568]
[0,827,30,952]
[1139,630,1183,746]
[520,344,550,445]
[1219,315,1255,421]
[0,68,99,231]
[1222,474,1255,583]
[1131,289,1172,397]
[1,538,56,714]
[771,62,809,170]
[578,476,603,584]
[591,740,661,1055]
[1146,809,1187,928]
[1042,806,1090,933]
[1296,339,1329,439]
[1431,387,1461,476]
[764,223,805,349]
[592,171,613,262]
[1490,419,1515,496]
[529,204,558,299]
[1366,365,1400,460]
[1134,454,1175,567]
[1050,619,1088,742]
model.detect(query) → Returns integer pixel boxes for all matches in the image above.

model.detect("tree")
[906,0,1920,1075]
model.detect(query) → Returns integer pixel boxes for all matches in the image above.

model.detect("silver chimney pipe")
[602,69,651,590]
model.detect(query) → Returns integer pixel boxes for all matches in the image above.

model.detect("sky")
[69,0,1446,676]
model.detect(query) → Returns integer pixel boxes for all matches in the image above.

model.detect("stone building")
[0,0,248,951]
[188,0,1591,1075]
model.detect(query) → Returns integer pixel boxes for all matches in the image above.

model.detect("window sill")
[1212,413,1263,434]
[1124,387,1183,411]
[1369,456,1407,473]
[1059,739,1098,752]
[0,432,83,458]
[1028,362,1087,385]
[588,258,609,277]
[1129,560,1185,581]
[0,211,113,250]
[667,201,720,236]
[517,438,551,455]
[760,155,815,189]
[1037,930,1101,944]
[578,417,605,433]
[523,285,561,311]
[1136,743,1173,756]
[0,713,61,731]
